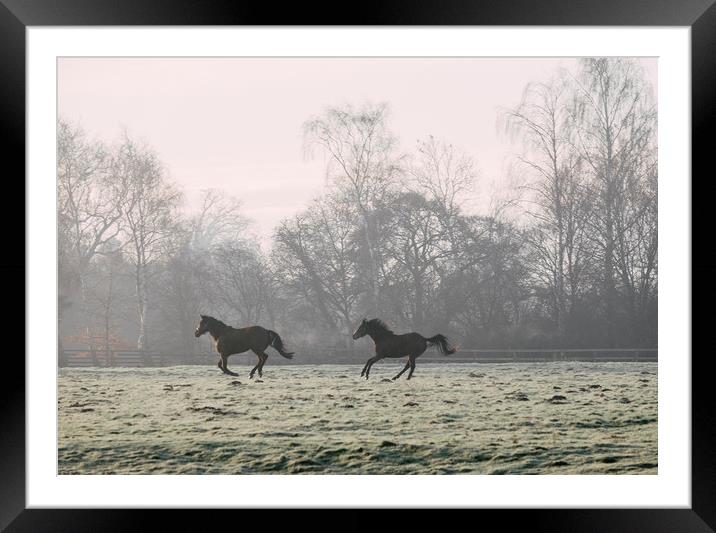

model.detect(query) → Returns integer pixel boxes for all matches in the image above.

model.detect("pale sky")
[58,57,657,248]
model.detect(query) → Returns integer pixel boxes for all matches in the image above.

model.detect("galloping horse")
[352,318,457,380]
[194,315,294,378]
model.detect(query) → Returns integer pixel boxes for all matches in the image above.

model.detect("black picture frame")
[2,1,712,530]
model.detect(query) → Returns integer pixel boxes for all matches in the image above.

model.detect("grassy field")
[58,362,657,474]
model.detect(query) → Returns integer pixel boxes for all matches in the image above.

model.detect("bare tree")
[85,238,133,363]
[449,217,529,347]
[206,242,277,325]
[57,119,126,348]
[303,102,403,315]
[409,135,477,223]
[381,191,452,331]
[502,77,592,342]
[570,58,657,344]
[190,188,250,252]
[145,222,200,354]
[115,134,182,350]
[150,189,253,353]
[273,194,362,344]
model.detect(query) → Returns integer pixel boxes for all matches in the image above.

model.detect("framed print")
[3,0,713,530]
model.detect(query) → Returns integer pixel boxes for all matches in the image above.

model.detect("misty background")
[57,57,657,360]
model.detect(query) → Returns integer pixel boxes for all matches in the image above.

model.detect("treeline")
[58,58,657,357]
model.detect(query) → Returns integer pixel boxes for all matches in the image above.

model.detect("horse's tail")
[425,334,457,355]
[267,330,294,359]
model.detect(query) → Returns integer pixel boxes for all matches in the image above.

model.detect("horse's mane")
[366,318,394,335]
[202,315,229,329]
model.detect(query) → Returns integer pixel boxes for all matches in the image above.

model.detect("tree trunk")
[136,264,148,351]
[413,270,425,332]
[603,188,617,347]
[361,213,380,315]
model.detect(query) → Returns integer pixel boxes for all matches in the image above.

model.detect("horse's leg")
[361,356,380,378]
[392,359,411,381]
[257,352,268,378]
[365,356,383,380]
[219,354,238,377]
[406,355,417,380]
[361,356,381,378]
[249,352,261,379]
[360,356,375,377]
[249,349,269,379]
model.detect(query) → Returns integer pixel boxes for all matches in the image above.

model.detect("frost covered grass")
[58,362,657,474]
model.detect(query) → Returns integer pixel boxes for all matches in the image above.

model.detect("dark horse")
[194,315,294,378]
[352,318,457,380]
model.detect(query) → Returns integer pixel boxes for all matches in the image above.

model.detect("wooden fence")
[58,347,657,368]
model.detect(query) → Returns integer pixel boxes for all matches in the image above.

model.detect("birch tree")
[115,135,182,350]
[571,58,657,344]
[503,77,592,341]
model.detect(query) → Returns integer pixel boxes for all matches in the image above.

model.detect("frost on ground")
[58,362,657,474]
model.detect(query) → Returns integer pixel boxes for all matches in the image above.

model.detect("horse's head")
[195,315,209,338]
[352,318,368,340]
